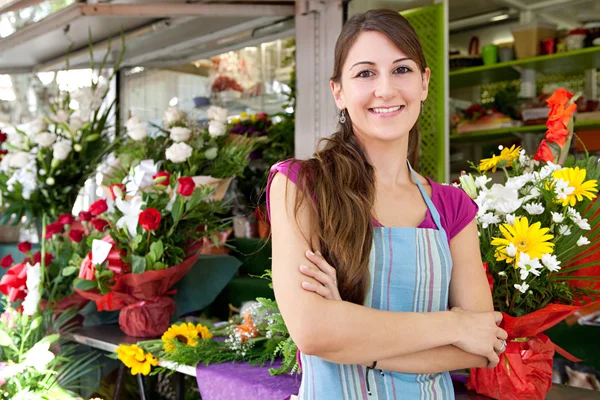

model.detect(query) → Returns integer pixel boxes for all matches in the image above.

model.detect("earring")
[339,109,346,124]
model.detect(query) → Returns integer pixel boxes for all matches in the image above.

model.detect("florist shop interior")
[0,0,599,399]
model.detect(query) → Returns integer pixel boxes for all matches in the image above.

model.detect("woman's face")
[331,30,430,145]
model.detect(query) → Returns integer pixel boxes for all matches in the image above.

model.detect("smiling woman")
[267,9,507,400]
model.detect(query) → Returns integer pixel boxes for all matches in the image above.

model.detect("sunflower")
[196,323,213,340]
[161,322,199,353]
[491,216,554,265]
[116,344,158,376]
[479,145,522,173]
[552,167,598,207]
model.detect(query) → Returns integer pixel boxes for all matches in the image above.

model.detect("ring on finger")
[495,339,507,354]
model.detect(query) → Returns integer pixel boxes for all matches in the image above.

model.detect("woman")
[267,9,507,399]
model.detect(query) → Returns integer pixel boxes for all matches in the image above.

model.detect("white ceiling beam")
[79,3,295,18]
[0,0,45,16]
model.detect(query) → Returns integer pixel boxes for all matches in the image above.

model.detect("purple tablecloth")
[196,360,301,400]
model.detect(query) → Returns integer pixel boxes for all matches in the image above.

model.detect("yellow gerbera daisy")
[479,145,522,173]
[479,155,499,173]
[196,323,213,340]
[161,322,199,353]
[552,167,598,207]
[491,216,554,265]
[116,344,158,376]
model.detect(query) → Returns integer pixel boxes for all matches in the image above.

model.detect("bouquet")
[0,40,125,223]
[74,164,229,337]
[458,89,600,399]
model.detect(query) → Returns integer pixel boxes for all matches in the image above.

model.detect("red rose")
[89,199,108,216]
[109,183,125,200]
[58,213,75,226]
[79,211,93,222]
[0,254,14,268]
[0,131,6,143]
[177,177,195,197]
[91,218,109,232]
[45,222,64,239]
[0,263,28,302]
[32,252,54,266]
[533,139,555,163]
[17,241,32,253]
[69,229,85,243]
[153,172,171,187]
[139,208,162,231]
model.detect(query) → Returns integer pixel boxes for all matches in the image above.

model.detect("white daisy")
[514,282,530,294]
[541,254,561,272]
[577,236,590,247]
[551,212,565,223]
[558,225,572,236]
[523,202,545,215]
[517,252,542,280]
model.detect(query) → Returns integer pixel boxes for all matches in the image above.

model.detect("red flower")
[153,172,171,187]
[69,229,85,243]
[139,208,162,231]
[256,113,268,120]
[0,131,6,143]
[91,218,109,232]
[0,263,28,302]
[546,88,574,110]
[89,199,108,216]
[177,177,195,197]
[0,254,14,268]
[109,183,125,200]
[533,139,555,163]
[545,127,569,146]
[79,211,93,222]
[32,252,54,266]
[45,222,64,239]
[17,241,32,253]
[58,213,75,226]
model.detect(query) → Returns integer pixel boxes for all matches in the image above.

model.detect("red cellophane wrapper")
[467,303,584,400]
[75,252,199,337]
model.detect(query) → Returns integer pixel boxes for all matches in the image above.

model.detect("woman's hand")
[450,307,508,368]
[299,250,342,301]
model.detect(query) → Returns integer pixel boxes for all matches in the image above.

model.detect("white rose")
[207,106,228,123]
[9,151,33,169]
[170,127,192,142]
[52,139,72,161]
[208,120,227,137]
[126,117,148,141]
[54,110,69,124]
[21,117,47,136]
[34,132,56,148]
[163,107,186,125]
[165,142,193,163]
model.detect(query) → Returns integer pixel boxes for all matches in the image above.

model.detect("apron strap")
[407,162,445,233]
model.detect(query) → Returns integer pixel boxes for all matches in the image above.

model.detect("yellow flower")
[196,323,213,340]
[161,322,199,353]
[491,216,554,265]
[115,344,157,376]
[251,114,258,122]
[231,117,240,124]
[552,167,598,207]
[240,112,248,120]
[479,145,522,173]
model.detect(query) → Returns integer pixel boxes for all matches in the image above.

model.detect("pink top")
[266,159,478,242]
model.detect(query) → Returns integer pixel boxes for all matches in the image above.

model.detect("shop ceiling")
[0,0,295,74]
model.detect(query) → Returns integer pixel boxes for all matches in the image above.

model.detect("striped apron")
[297,164,455,399]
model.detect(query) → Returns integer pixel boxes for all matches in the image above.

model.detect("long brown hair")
[291,9,428,305]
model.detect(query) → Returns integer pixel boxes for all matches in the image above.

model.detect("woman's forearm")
[373,345,488,374]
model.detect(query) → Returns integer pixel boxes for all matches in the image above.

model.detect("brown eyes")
[355,66,412,78]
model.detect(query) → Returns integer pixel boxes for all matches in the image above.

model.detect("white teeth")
[372,106,402,114]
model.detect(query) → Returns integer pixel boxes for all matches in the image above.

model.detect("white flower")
[575,218,591,231]
[125,159,159,195]
[6,166,37,199]
[517,252,542,280]
[126,117,148,141]
[486,184,522,215]
[45,177,55,186]
[539,162,561,179]
[541,254,561,272]
[208,120,227,137]
[479,212,500,229]
[20,117,47,136]
[558,225,572,236]
[22,262,41,316]
[522,187,541,203]
[52,139,72,161]
[74,144,82,152]
[523,202,544,215]
[475,175,491,189]
[519,149,528,167]
[505,213,516,225]
[163,107,186,125]
[514,282,530,294]
[69,116,83,133]
[551,212,565,223]
[498,271,507,276]
[116,195,145,237]
[505,243,517,258]
[577,236,590,247]
[92,239,113,265]
[165,142,193,163]
[8,151,33,169]
[567,207,582,222]
[506,176,527,190]
[24,340,55,372]
[553,178,575,201]
[34,132,56,148]
[207,106,228,123]
[54,110,69,124]
[170,127,192,142]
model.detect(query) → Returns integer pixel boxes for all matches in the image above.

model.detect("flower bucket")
[192,176,232,201]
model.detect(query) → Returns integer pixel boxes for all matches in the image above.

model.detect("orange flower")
[234,313,259,343]
[546,88,574,109]
[533,139,554,162]
[545,126,569,146]
[548,102,576,127]
[546,117,565,131]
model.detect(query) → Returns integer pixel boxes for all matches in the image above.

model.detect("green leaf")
[132,234,144,251]
[132,255,147,274]
[62,266,79,277]
[0,329,15,348]
[73,278,97,291]
[145,253,155,269]
[153,262,167,270]
[150,240,164,261]
[29,316,43,332]
[39,334,60,347]
[171,197,183,222]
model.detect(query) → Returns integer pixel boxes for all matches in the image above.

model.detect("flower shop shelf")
[450,120,600,143]
[449,46,600,89]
